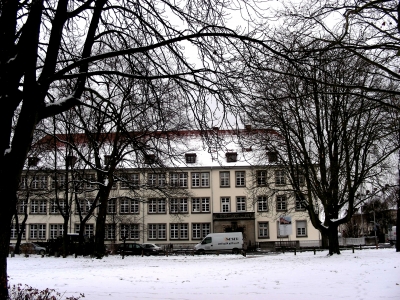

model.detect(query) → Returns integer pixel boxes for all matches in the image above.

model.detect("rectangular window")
[31,200,47,214]
[258,222,269,238]
[85,174,97,189]
[220,171,230,187]
[105,224,116,240]
[296,220,307,237]
[185,153,197,163]
[295,194,307,210]
[235,171,245,187]
[170,173,188,187]
[120,173,140,189]
[148,224,166,240]
[50,200,65,214]
[10,223,25,239]
[192,198,210,213]
[276,195,287,211]
[191,172,210,187]
[107,199,116,214]
[30,224,46,240]
[32,175,47,190]
[147,173,166,187]
[221,197,231,212]
[148,198,166,214]
[275,170,286,185]
[76,199,93,214]
[49,224,64,239]
[226,152,238,162]
[257,196,268,212]
[192,223,211,239]
[75,224,94,237]
[257,171,267,186]
[170,198,188,214]
[170,223,189,240]
[120,224,140,240]
[18,200,27,214]
[51,174,66,190]
[236,197,246,212]
[20,176,27,189]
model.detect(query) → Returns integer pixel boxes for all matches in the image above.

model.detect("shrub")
[8,283,84,300]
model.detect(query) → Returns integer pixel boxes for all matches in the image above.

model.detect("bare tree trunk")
[327,226,341,255]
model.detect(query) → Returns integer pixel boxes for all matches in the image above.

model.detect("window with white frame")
[31,175,47,189]
[236,197,246,212]
[105,224,116,240]
[191,172,210,187]
[50,199,66,214]
[192,223,211,239]
[296,220,307,237]
[10,223,25,239]
[295,194,307,210]
[275,170,286,185]
[185,153,197,164]
[75,223,94,237]
[51,174,66,190]
[170,198,188,214]
[76,199,93,214]
[107,199,116,214]
[257,196,268,212]
[220,171,230,187]
[147,173,165,187]
[235,171,245,187]
[192,198,210,213]
[18,200,27,214]
[20,176,27,189]
[148,198,166,214]
[257,171,267,186]
[119,198,139,214]
[170,223,188,240]
[49,224,64,239]
[85,174,97,189]
[148,224,166,240]
[221,197,231,212]
[170,172,188,187]
[30,200,47,214]
[30,224,46,240]
[276,195,287,211]
[120,224,140,240]
[258,222,269,238]
[120,173,140,189]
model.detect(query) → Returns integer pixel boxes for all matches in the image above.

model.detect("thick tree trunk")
[94,186,112,258]
[327,226,341,255]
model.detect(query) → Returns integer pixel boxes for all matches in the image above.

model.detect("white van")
[388,226,396,245]
[194,232,243,254]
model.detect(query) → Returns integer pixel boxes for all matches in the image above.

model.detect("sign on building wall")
[279,216,292,236]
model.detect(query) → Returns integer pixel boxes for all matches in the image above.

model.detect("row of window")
[17,195,306,215]
[11,220,307,241]
[21,170,301,190]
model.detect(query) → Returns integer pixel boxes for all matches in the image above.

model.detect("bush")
[8,283,84,300]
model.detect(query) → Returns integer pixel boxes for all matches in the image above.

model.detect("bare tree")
[243,49,397,255]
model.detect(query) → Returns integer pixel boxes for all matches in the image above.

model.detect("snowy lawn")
[7,248,400,300]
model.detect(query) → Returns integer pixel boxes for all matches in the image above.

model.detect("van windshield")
[201,237,212,244]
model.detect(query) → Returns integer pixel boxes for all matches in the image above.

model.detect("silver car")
[20,243,46,255]
[141,243,163,255]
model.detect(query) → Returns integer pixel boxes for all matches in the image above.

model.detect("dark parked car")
[116,243,152,256]
[19,243,46,255]
[141,243,163,255]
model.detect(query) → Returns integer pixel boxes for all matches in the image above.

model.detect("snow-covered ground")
[7,249,400,300]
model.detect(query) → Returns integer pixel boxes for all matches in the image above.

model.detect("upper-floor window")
[28,157,40,167]
[220,171,230,187]
[147,173,166,187]
[120,198,139,214]
[85,174,97,189]
[257,196,268,212]
[50,199,66,214]
[144,154,156,164]
[295,194,307,210]
[221,197,231,212]
[107,199,116,214]
[120,173,140,189]
[76,199,94,214]
[32,175,47,190]
[30,199,47,214]
[275,170,286,185]
[185,153,197,164]
[191,172,209,188]
[236,197,246,212]
[170,198,188,214]
[104,155,112,165]
[170,172,188,188]
[235,171,245,187]
[267,151,278,162]
[66,155,77,167]
[276,195,287,211]
[51,174,66,190]
[192,198,210,213]
[226,152,238,162]
[257,171,266,186]
[148,198,166,214]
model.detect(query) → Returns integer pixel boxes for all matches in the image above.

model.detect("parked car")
[141,243,163,255]
[20,243,46,255]
[116,243,152,256]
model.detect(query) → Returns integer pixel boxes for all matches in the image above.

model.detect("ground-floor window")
[258,222,269,238]
[170,223,188,240]
[30,224,46,240]
[49,224,64,239]
[10,223,25,239]
[148,224,166,240]
[75,223,94,238]
[105,224,116,240]
[192,223,211,239]
[296,220,307,237]
[120,224,140,240]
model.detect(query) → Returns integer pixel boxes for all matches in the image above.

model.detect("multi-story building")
[12,129,320,249]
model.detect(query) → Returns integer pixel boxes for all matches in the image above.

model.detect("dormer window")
[226,152,237,163]
[267,151,278,162]
[185,153,197,164]
[144,154,156,164]
[104,155,112,165]
[28,157,40,167]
